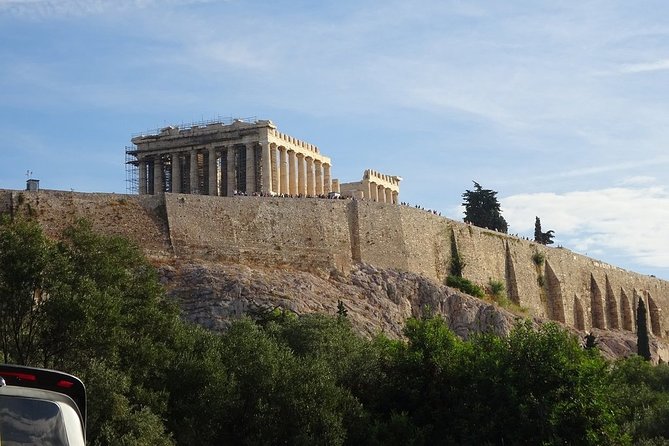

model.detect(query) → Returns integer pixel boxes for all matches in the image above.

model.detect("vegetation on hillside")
[1,216,669,445]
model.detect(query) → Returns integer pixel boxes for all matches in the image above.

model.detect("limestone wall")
[163,194,352,274]
[0,189,172,257]
[351,200,408,270]
[371,211,669,337]
[1,189,667,338]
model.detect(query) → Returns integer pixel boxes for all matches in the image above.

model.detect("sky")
[0,0,668,279]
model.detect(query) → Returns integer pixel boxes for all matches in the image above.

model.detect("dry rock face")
[160,260,521,339]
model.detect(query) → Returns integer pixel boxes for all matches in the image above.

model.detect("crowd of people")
[231,190,350,200]
[400,201,442,216]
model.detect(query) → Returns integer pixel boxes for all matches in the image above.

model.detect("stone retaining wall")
[1,189,667,337]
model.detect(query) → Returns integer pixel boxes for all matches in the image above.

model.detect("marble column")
[279,146,288,195]
[288,150,297,195]
[331,179,340,193]
[385,188,393,204]
[306,157,315,196]
[227,146,236,196]
[208,146,218,196]
[392,191,399,204]
[363,180,371,200]
[297,153,306,195]
[323,163,331,193]
[189,150,199,194]
[261,142,272,194]
[270,144,278,194]
[246,143,256,194]
[138,159,147,195]
[370,182,378,201]
[314,160,323,195]
[153,156,164,195]
[171,154,181,193]
[378,185,385,203]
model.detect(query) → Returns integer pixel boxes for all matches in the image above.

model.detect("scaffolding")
[130,116,258,138]
[125,116,259,195]
[125,147,139,194]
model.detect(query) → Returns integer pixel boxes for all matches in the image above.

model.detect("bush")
[488,279,506,299]
[532,251,545,266]
[446,275,485,298]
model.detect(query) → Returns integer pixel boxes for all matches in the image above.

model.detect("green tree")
[0,217,178,443]
[534,216,555,245]
[449,229,465,277]
[638,298,652,361]
[609,356,669,444]
[462,181,508,233]
[0,216,58,364]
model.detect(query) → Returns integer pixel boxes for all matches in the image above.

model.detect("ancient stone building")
[128,119,336,197]
[340,170,401,204]
[127,118,404,204]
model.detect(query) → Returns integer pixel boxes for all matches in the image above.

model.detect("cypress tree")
[534,217,542,243]
[637,298,651,361]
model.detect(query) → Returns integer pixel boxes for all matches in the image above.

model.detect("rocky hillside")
[158,260,667,362]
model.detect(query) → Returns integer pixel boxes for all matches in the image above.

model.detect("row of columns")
[364,180,399,204]
[266,144,332,196]
[138,142,332,197]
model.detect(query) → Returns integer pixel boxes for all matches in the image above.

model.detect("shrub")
[532,251,545,266]
[446,275,485,298]
[488,279,506,299]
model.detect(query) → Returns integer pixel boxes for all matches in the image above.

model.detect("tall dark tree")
[534,217,555,245]
[637,298,652,361]
[534,217,543,243]
[462,181,508,233]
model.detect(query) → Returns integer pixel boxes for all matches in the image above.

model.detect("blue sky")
[1,0,668,279]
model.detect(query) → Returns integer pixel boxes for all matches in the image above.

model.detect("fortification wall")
[350,203,669,337]
[163,194,352,274]
[1,189,667,338]
[0,189,172,257]
[351,200,408,270]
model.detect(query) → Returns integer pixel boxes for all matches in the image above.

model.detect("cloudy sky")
[1,0,668,279]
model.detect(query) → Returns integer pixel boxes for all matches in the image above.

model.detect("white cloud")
[502,186,669,270]
[619,58,669,74]
[620,176,657,186]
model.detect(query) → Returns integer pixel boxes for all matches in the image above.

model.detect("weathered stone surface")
[160,260,521,338]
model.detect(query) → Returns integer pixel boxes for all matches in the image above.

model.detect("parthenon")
[128,119,335,197]
[127,118,401,203]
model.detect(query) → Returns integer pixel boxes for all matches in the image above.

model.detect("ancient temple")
[127,119,334,197]
[127,118,401,204]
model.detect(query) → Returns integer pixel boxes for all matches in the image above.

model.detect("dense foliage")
[1,217,669,445]
[462,181,508,233]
